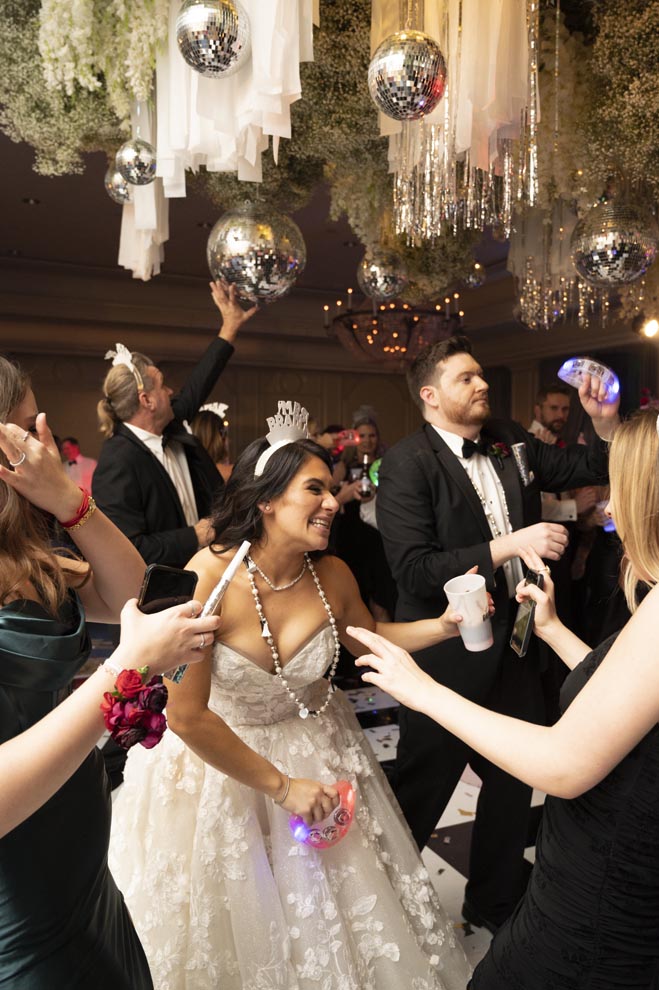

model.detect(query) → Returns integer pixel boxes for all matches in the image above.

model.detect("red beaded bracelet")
[60,488,96,530]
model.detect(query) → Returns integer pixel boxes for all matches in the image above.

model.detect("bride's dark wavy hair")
[209,437,332,555]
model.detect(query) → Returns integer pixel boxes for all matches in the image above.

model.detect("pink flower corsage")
[100,666,168,751]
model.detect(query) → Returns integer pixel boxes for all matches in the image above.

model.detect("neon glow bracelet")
[170,539,251,684]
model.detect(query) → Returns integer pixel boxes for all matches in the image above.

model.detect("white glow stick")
[170,540,251,684]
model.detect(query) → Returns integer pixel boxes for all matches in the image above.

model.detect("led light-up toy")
[557,357,620,403]
[289,780,356,849]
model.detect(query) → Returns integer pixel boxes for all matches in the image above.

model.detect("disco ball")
[104,166,133,205]
[115,138,157,186]
[357,251,408,301]
[176,0,251,78]
[464,262,486,289]
[207,203,306,303]
[570,199,659,288]
[368,30,447,121]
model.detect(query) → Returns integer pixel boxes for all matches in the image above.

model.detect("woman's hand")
[348,625,433,711]
[437,565,494,641]
[279,778,339,825]
[0,414,82,520]
[113,598,222,677]
[516,546,558,640]
[334,479,364,505]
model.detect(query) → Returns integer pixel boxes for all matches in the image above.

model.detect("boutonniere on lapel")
[486,441,511,469]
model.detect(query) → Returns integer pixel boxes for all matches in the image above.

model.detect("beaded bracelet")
[100,665,169,751]
[60,488,97,530]
[274,773,291,805]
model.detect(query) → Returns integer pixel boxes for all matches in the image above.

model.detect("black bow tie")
[68,459,77,466]
[462,438,489,459]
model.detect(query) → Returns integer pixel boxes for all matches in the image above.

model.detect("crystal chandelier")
[324,291,465,364]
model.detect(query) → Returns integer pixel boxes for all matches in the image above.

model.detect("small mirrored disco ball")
[368,29,447,121]
[115,138,157,186]
[356,251,408,301]
[176,0,251,78]
[104,166,133,205]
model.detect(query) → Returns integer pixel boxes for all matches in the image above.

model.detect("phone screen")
[138,564,199,615]
[509,569,544,658]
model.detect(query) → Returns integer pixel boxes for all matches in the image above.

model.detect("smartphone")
[509,569,544,658]
[137,564,199,615]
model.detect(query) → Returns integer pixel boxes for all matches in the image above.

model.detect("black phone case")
[510,569,544,658]
[137,564,199,615]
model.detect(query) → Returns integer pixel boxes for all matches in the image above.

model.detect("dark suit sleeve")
[521,425,610,492]
[376,443,495,601]
[171,337,235,424]
[93,449,198,567]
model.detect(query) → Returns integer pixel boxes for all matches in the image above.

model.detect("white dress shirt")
[433,426,524,596]
[124,423,199,528]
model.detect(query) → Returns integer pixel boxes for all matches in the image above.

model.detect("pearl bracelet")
[102,657,123,677]
[274,773,291,805]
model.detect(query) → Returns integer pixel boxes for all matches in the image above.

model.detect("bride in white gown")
[110,406,473,990]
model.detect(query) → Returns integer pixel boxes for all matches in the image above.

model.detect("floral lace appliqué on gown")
[110,626,471,990]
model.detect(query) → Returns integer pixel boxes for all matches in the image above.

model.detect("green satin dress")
[0,595,153,989]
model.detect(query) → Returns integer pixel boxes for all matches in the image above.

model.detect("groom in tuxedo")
[376,335,619,931]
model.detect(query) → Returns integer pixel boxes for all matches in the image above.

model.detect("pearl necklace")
[246,554,307,591]
[246,553,341,719]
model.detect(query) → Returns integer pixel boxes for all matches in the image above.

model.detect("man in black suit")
[93,282,257,568]
[376,335,619,932]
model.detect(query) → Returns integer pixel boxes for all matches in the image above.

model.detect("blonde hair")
[190,409,227,464]
[97,351,156,438]
[0,357,69,614]
[608,407,659,610]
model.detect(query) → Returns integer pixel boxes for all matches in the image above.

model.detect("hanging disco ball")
[207,202,306,303]
[357,251,408,302]
[176,0,251,78]
[463,262,487,289]
[570,198,659,288]
[368,30,447,121]
[104,166,133,205]
[115,138,157,186]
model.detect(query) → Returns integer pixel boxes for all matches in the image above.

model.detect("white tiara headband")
[104,343,144,392]
[200,402,229,420]
[254,400,309,477]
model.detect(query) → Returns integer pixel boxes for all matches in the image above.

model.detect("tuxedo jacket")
[93,338,233,568]
[376,419,610,702]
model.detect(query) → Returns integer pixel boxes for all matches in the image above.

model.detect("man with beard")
[376,335,618,934]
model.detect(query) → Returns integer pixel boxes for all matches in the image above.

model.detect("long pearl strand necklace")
[246,553,341,719]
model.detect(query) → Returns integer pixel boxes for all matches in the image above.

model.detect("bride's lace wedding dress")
[109,626,471,990]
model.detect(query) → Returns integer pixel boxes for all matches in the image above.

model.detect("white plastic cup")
[443,573,494,652]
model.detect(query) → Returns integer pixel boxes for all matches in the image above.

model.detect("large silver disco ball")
[104,166,133,205]
[115,138,157,186]
[570,199,659,288]
[357,251,408,302]
[176,0,251,78]
[368,30,447,121]
[207,203,306,303]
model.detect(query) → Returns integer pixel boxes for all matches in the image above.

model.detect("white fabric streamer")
[118,101,169,281]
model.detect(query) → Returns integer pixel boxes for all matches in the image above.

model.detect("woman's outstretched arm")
[350,581,659,799]
[0,599,219,838]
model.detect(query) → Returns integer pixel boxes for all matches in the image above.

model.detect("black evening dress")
[471,632,659,989]
[0,595,153,989]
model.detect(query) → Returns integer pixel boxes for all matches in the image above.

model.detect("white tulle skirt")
[109,688,471,990]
